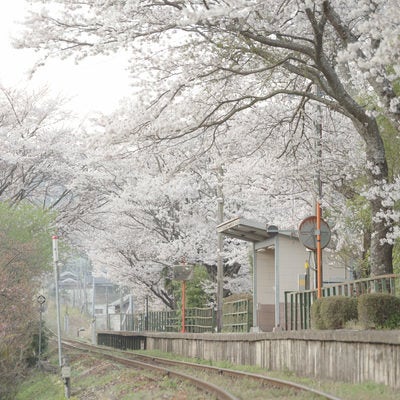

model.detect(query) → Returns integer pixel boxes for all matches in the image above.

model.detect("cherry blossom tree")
[76,126,256,307]
[0,84,79,211]
[0,84,124,242]
[70,95,364,307]
[15,0,400,277]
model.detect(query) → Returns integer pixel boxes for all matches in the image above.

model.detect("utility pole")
[91,275,96,345]
[145,295,149,331]
[52,235,72,399]
[216,165,224,332]
[181,279,186,333]
[52,235,63,367]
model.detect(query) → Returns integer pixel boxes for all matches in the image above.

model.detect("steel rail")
[62,339,239,400]
[130,353,343,400]
[64,338,342,400]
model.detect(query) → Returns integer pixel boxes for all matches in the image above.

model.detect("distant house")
[218,217,345,332]
[92,275,118,305]
[59,271,79,288]
[59,271,80,307]
[57,271,119,313]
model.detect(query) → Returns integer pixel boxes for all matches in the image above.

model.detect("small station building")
[217,217,344,332]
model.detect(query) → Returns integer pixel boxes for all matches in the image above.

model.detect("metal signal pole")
[37,294,46,366]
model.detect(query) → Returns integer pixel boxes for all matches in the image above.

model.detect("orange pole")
[181,280,186,333]
[316,202,322,298]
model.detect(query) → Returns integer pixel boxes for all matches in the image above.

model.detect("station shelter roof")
[217,217,278,243]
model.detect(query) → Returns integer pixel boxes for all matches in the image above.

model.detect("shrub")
[311,298,325,329]
[357,293,400,329]
[311,296,358,330]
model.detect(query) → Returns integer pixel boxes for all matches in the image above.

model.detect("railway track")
[63,338,238,400]
[61,338,343,400]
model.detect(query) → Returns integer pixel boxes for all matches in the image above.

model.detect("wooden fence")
[222,298,253,332]
[284,274,400,330]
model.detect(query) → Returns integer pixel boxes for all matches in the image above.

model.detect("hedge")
[358,293,400,329]
[311,296,357,330]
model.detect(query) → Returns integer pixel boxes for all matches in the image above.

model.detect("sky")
[0,0,132,117]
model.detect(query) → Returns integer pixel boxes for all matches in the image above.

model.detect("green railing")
[284,274,400,330]
[131,308,214,332]
[100,298,254,333]
[139,310,179,332]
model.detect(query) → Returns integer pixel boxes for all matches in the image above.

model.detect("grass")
[15,372,66,400]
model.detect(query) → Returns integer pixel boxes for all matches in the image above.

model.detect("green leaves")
[0,201,56,272]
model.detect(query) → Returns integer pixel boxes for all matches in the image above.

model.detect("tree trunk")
[354,118,393,276]
[370,199,393,276]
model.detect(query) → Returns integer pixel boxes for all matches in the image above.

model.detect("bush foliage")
[311,296,357,329]
[358,293,400,329]
[310,298,324,329]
